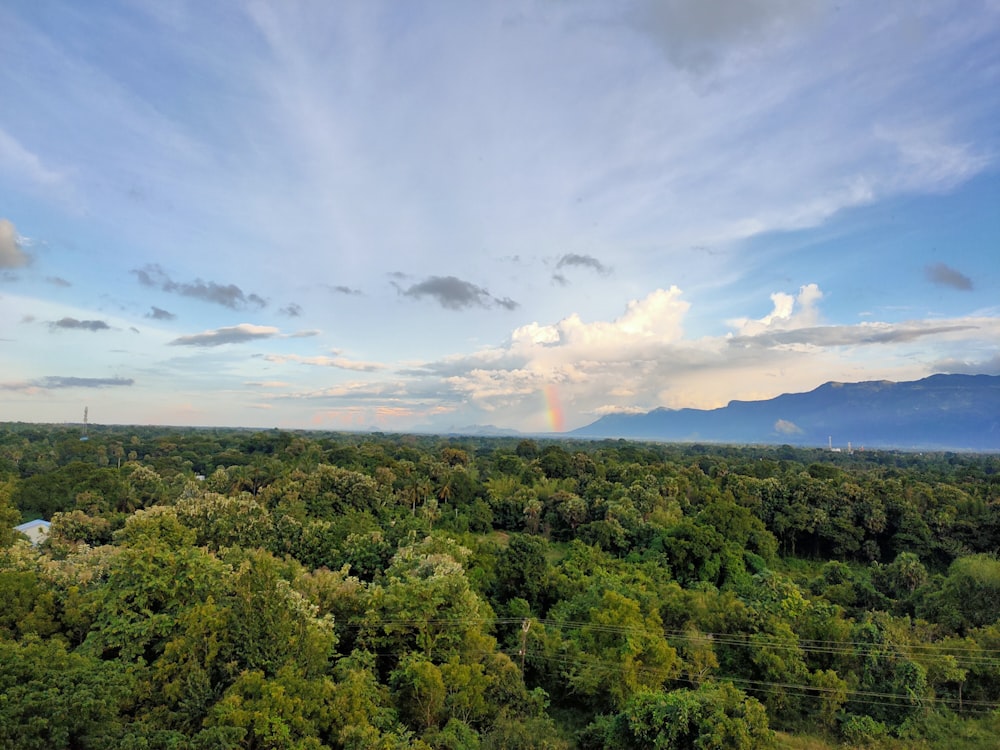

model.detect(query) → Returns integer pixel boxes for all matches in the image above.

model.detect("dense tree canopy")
[2,423,1000,748]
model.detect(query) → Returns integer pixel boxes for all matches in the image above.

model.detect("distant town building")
[14,519,51,545]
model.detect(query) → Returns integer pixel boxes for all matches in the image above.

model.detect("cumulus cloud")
[50,317,110,332]
[925,262,973,291]
[728,283,823,336]
[386,283,1000,431]
[509,286,689,352]
[555,253,611,275]
[398,275,519,311]
[2,376,134,391]
[146,306,176,320]
[774,419,803,435]
[170,323,280,346]
[132,264,267,310]
[0,219,31,269]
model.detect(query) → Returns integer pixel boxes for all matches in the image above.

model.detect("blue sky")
[1,0,998,434]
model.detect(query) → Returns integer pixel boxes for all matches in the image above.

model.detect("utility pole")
[519,619,530,673]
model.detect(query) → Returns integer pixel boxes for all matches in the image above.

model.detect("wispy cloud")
[629,0,820,74]
[397,275,518,311]
[327,284,362,295]
[2,376,134,391]
[555,253,611,276]
[262,353,385,371]
[279,303,302,317]
[926,262,973,291]
[170,324,279,347]
[45,276,71,287]
[0,130,66,190]
[50,317,110,332]
[146,306,176,321]
[132,264,267,310]
[169,323,318,347]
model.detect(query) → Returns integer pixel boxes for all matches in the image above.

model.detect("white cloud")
[395,284,1000,431]
[774,418,803,435]
[0,220,30,269]
[729,283,823,336]
[2,3,998,432]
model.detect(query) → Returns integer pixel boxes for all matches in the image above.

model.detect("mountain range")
[571,374,1000,451]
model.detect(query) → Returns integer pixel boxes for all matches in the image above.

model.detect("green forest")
[2,423,1000,749]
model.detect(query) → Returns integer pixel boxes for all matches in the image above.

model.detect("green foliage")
[4,425,1000,748]
[593,682,774,750]
[0,478,20,546]
[0,637,133,749]
[839,714,889,747]
[919,554,1000,632]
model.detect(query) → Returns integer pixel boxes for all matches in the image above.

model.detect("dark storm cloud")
[146,306,176,321]
[925,262,973,291]
[2,376,134,391]
[555,253,611,275]
[397,275,519,311]
[50,317,110,331]
[131,264,267,310]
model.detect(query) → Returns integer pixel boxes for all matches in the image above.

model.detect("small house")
[14,519,51,545]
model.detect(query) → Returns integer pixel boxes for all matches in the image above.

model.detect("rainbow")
[545,384,565,433]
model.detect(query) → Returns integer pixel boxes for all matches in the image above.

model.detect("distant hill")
[571,374,1000,451]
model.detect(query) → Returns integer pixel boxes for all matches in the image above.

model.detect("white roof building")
[14,519,51,545]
